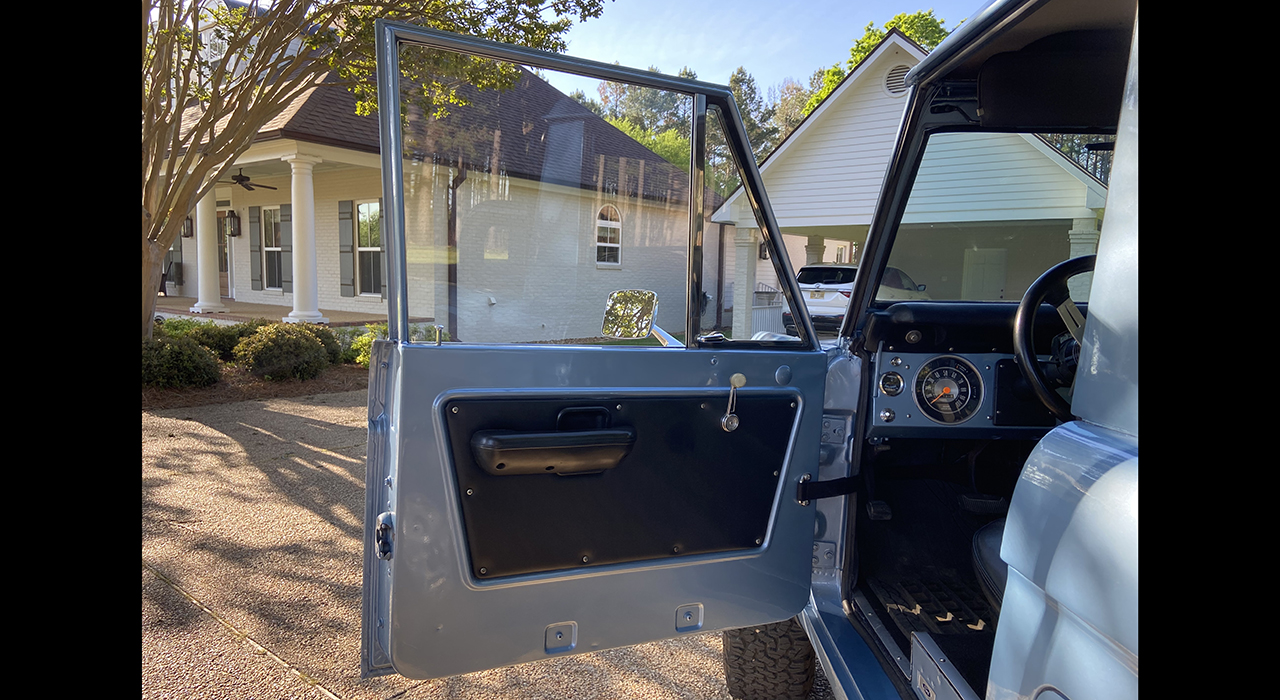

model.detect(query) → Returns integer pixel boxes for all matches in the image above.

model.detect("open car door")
[361,21,827,680]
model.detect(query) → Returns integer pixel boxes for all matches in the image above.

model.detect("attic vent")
[885,65,911,95]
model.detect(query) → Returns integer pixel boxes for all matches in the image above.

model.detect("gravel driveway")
[142,390,834,699]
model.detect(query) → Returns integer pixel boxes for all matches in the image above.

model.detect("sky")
[543,0,982,101]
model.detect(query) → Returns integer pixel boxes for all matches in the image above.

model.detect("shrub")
[333,327,366,364]
[351,331,377,368]
[297,323,342,365]
[142,336,221,388]
[185,323,243,362]
[346,323,451,368]
[155,316,215,339]
[408,323,450,343]
[233,323,329,381]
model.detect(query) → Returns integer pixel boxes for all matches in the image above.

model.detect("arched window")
[596,205,621,265]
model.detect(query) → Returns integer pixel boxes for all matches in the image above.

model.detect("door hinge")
[797,476,860,504]
[375,511,395,560]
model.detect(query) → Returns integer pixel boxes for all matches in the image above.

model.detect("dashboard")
[861,302,1070,440]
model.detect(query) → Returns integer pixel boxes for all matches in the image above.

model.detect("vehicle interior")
[831,0,1137,694]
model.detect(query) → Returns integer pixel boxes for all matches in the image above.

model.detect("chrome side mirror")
[602,290,658,339]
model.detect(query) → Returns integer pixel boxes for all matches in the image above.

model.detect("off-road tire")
[722,617,816,699]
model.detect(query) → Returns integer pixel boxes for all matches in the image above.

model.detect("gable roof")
[755,28,927,169]
[399,67,691,205]
[187,66,703,206]
[712,29,929,223]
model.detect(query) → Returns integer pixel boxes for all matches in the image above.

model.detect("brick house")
[170,66,720,343]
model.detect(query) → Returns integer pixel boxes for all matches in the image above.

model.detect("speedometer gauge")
[914,356,983,424]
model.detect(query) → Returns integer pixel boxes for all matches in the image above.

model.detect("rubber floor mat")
[866,576,994,637]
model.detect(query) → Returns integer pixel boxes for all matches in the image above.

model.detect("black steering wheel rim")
[1013,255,1096,423]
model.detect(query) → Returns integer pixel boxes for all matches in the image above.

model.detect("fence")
[751,283,785,335]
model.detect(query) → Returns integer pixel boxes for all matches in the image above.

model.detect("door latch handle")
[375,511,395,560]
[721,373,747,432]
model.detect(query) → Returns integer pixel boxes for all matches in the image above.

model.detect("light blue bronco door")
[361,21,827,679]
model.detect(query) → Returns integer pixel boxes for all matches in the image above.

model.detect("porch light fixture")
[181,216,194,238]
[758,241,770,260]
[224,209,242,237]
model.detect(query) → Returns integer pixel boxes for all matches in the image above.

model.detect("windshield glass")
[884,131,1113,302]
[797,267,856,285]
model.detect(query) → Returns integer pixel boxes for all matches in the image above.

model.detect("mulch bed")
[142,363,370,411]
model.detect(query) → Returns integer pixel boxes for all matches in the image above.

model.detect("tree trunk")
[142,236,165,341]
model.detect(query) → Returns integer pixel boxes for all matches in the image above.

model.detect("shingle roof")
[185,63,720,208]
[398,67,690,205]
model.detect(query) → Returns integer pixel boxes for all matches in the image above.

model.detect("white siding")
[729,42,923,229]
[903,133,1099,223]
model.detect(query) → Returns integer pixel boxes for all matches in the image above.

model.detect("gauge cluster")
[867,346,1056,439]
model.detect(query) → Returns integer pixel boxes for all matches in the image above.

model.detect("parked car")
[361,2,1138,699]
[785,264,929,334]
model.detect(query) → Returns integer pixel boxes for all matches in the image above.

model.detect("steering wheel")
[1013,255,1096,422]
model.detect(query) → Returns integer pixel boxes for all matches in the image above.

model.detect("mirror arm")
[650,325,685,348]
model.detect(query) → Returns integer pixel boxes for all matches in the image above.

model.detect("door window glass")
[700,106,801,342]
[395,49,694,345]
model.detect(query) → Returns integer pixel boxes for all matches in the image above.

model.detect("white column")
[733,227,759,339]
[1067,215,1101,302]
[804,235,826,265]
[190,188,228,313]
[284,155,327,324]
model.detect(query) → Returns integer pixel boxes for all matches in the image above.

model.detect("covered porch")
[154,295,428,328]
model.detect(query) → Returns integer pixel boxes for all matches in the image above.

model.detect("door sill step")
[910,632,981,700]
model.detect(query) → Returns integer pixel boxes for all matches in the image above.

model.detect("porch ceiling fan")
[220,168,278,191]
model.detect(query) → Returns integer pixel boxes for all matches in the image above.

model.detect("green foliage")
[333,327,368,364]
[705,108,742,199]
[605,117,691,172]
[589,66,698,172]
[341,323,451,367]
[1038,134,1116,184]
[408,323,449,343]
[296,323,342,365]
[729,67,777,162]
[849,10,952,70]
[568,89,604,116]
[596,66,696,135]
[802,10,953,117]
[233,324,330,381]
[767,78,812,146]
[351,332,377,369]
[174,317,275,361]
[155,317,216,339]
[144,0,609,341]
[184,323,242,362]
[802,64,848,116]
[142,336,221,388]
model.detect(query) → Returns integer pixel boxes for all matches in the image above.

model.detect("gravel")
[143,390,834,699]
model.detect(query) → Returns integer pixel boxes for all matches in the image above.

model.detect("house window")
[263,207,283,289]
[356,201,382,295]
[596,205,621,265]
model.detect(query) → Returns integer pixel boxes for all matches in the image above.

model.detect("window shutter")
[339,200,355,297]
[249,206,262,291]
[279,204,293,294]
[379,197,387,300]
